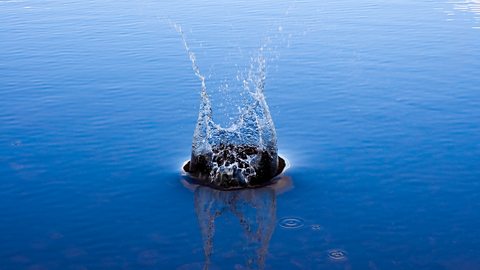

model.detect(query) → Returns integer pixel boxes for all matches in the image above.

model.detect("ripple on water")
[328,249,347,261]
[279,217,304,229]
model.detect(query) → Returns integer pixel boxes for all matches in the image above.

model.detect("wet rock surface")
[185,144,285,190]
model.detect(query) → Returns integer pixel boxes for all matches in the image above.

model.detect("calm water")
[1,0,480,269]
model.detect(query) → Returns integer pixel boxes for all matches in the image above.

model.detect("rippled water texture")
[450,0,480,27]
[1,0,480,269]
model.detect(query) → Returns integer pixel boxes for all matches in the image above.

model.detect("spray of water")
[175,24,278,188]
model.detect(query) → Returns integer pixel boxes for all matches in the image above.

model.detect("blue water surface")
[1,0,480,269]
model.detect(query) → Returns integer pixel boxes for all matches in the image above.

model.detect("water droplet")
[279,217,304,229]
[328,249,347,261]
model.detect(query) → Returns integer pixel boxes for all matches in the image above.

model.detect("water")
[1,0,480,269]
[176,24,279,188]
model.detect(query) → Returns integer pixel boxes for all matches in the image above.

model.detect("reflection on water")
[188,177,291,270]
[453,0,480,14]
[194,187,275,270]
[451,0,480,26]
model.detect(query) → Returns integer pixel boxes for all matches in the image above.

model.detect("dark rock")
[184,144,285,190]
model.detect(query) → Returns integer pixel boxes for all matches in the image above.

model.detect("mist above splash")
[174,24,278,158]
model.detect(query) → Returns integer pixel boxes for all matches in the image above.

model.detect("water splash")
[176,25,279,189]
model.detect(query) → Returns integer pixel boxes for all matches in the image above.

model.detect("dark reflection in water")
[195,187,275,270]
[184,177,291,270]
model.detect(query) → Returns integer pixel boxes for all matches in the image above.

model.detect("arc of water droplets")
[173,24,214,153]
[173,24,207,94]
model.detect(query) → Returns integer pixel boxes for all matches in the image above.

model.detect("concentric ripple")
[328,249,347,261]
[279,217,304,229]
